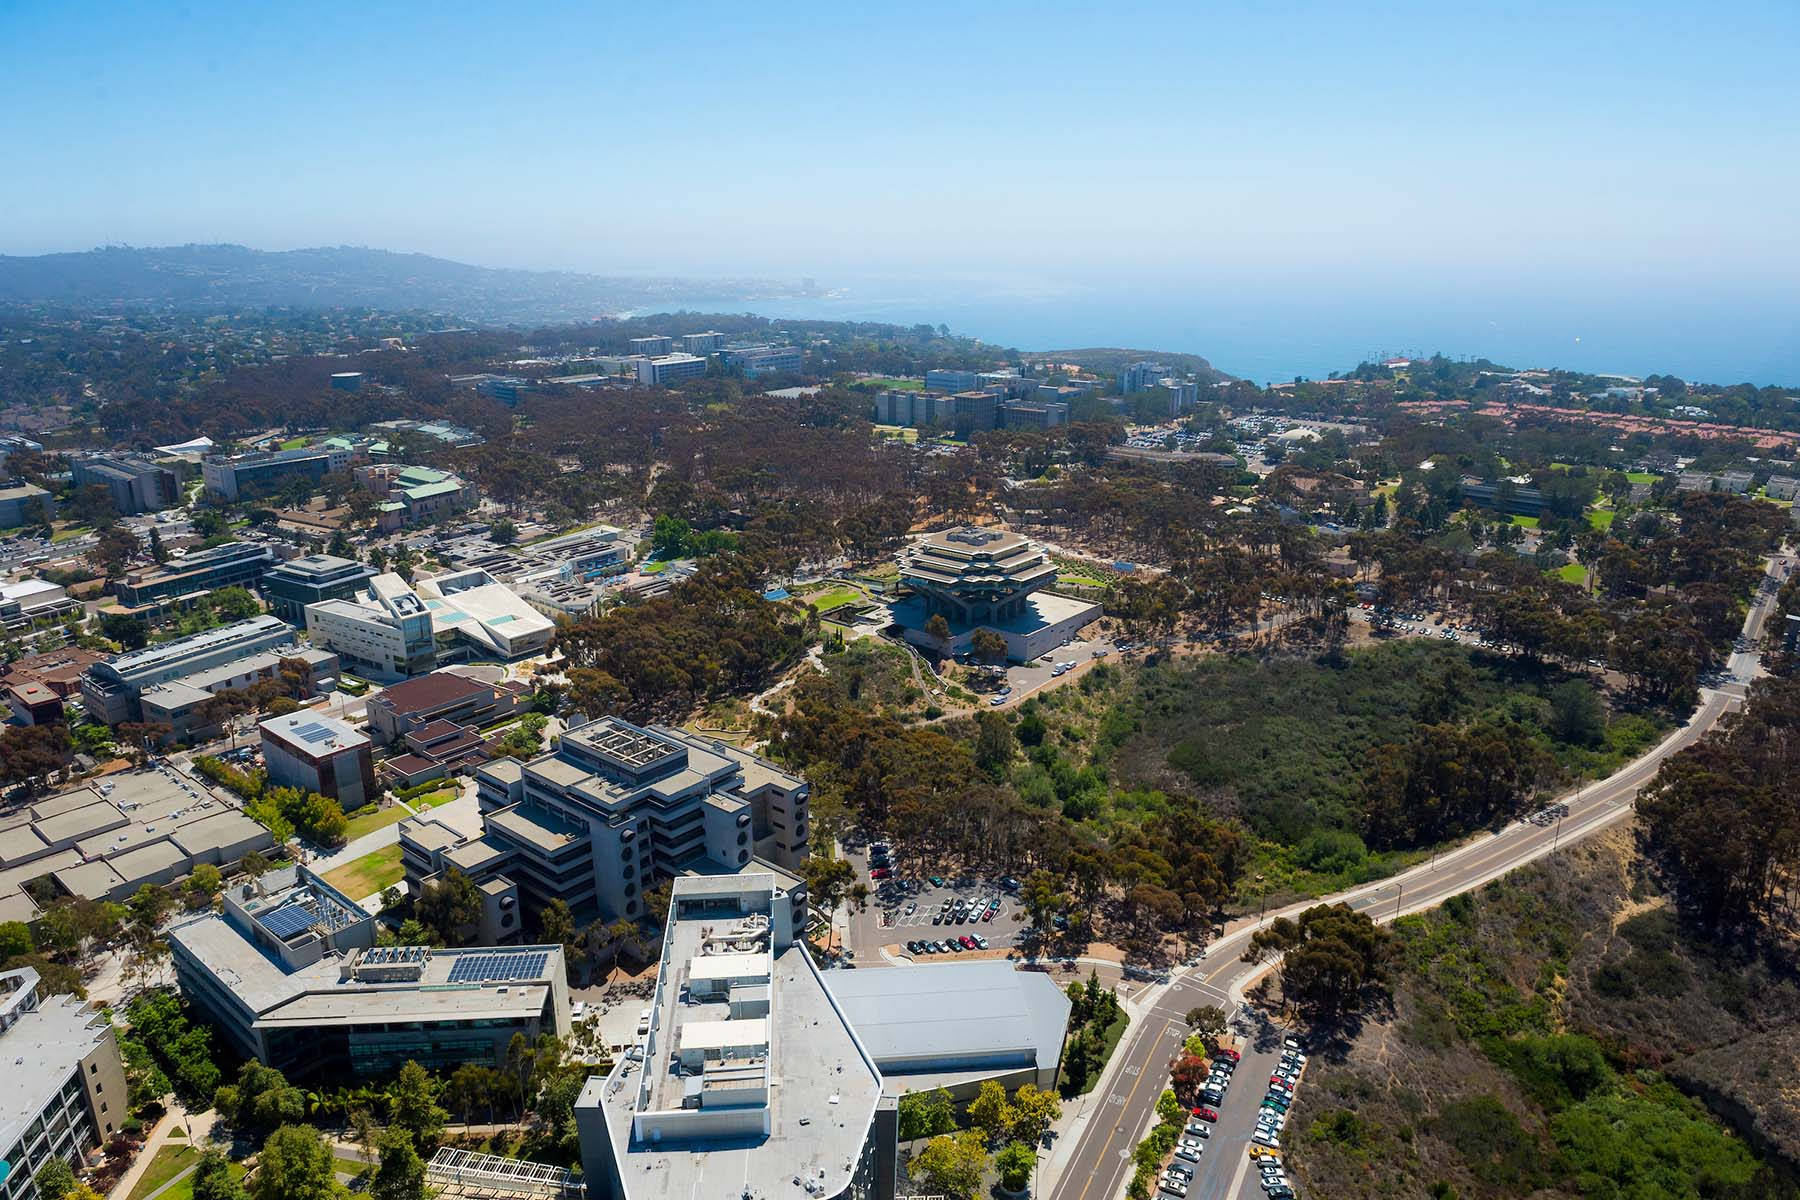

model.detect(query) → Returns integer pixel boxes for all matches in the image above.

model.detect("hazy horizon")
[3,0,1797,383]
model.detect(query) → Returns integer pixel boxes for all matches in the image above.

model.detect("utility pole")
[1392,882,1404,921]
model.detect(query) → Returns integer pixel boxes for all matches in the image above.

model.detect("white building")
[636,354,708,386]
[305,572,438,681]
[0,966,130,1200]
[415,569,556,660]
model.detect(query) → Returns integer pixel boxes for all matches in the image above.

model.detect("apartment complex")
[305,572,436,681]
[260,553,377,623]
[70,453,181,515]
[873,389,1068,433]
[0,966,129,1200]
[636,354,708,386]
[168,865,569,1080]
[679,330,726,353]
[202,444,353,501]
[112,540,276,610]
[627,335,673,357]
[260,711,375,813]
[574,872,894,1200]
[399,716,809,924]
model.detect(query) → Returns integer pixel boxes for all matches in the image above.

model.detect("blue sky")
[3,0,1797,293]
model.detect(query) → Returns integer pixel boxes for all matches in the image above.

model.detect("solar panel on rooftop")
[259,903,317,939]
[445,951,548,983]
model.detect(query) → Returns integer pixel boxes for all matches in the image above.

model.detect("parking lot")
[844,848,1030,961]
[962,633,1118,710]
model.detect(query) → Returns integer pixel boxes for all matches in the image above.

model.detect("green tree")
[1008,1083,1062,1146]
[490,518,518,545]
[996,1142,1036,1193]
[924,612,952,642]
[911,1130,989,1198]
[970,627,1009,663]
[251,1125,339,1200]
[385,1060,447,1149]
[1549,680,1606,747]
[33,1158,75,1200]
[898,1087,956,1141]
[369,1128,428,1200]
[192,1151,249,1200]
[0,919,33,960]
[414,870,483,945]
[968,1079,1016,1144]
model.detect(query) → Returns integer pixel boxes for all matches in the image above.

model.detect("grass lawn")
[1586,508,1616,531]
[1626,471,1658,484]
[858,377,924,391]
[50,523,94,543]
[1510,514,1541,529]
[642,560,671,574]
[127,1145,201,1200]
[1553,562,1588,585]
[799,585,862,612]
[334,1155,372,1178]
[157,1160,246,1200]
[411,786,459,810]
[279,436,309,450]
[1058,573,1106,588]
[322,844,404,901]
[871,423,919,442]
[341,802,412,841]
[1058,1009,1131,1096]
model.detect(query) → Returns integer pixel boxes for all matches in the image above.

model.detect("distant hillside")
[1024,346,1233,383]
[0,244,793,326]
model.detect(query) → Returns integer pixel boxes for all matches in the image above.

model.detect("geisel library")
[893,527,1101,662]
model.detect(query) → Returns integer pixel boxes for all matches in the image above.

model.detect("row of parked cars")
[1160,1047,1237,1197]
[906,934,989,956]
[934,895,1001,925]
[1246,1038,1309,1198]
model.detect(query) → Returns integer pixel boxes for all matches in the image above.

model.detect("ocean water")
[638,278,1800,389]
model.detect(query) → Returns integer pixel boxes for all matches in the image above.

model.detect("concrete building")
[0,767,273,916]
[1119,361,1170,394]
[925,368,979,393]
[5,680,64,726]
[628,336,673,357]
[305,572,437,682]
[330,371,364,391]
[999,400,1070,431]
[679,331,726,354]
[573,872,894,1200]
[0,482,52,529]
[70,453,180,515]
[260,711,375,813]
[398,716,809,924]
[260,553,377,623]
[364,670,526,747]
[112,540,276,611]
[1766,475,1800,501]
[168,865,569,1080]
[893,527,1100,663]
[636,354,708,387]
[0,966,130,1200]
[136,646,337,744]
[738,347,802,376]
[79,614,298,724]
[0,578,80,632]
[202,444,353,502]
[415,569,556,661]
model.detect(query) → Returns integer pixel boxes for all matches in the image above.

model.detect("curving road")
[1043,554,1789,1200]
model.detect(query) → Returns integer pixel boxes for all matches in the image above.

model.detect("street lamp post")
[1392,882,1404,920]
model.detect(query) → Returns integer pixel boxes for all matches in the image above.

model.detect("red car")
[959,934,977,949]
[871,867,891,880]
[1217,1048,1241,1062]
[1192,1107,1219,1122]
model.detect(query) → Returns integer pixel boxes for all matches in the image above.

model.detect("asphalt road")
[1046,554,1789,1200]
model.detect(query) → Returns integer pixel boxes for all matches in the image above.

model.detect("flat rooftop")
[261,710,368,756]
[590,875,882,1200]
[825,961,1070,1079]
[0,976,112,1155]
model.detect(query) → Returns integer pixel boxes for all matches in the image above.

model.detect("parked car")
[1192,1106,1219,1122]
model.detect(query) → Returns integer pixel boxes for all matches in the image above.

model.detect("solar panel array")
[446,951,550,983]
[258,903,318,940]
[292,721,337,745]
